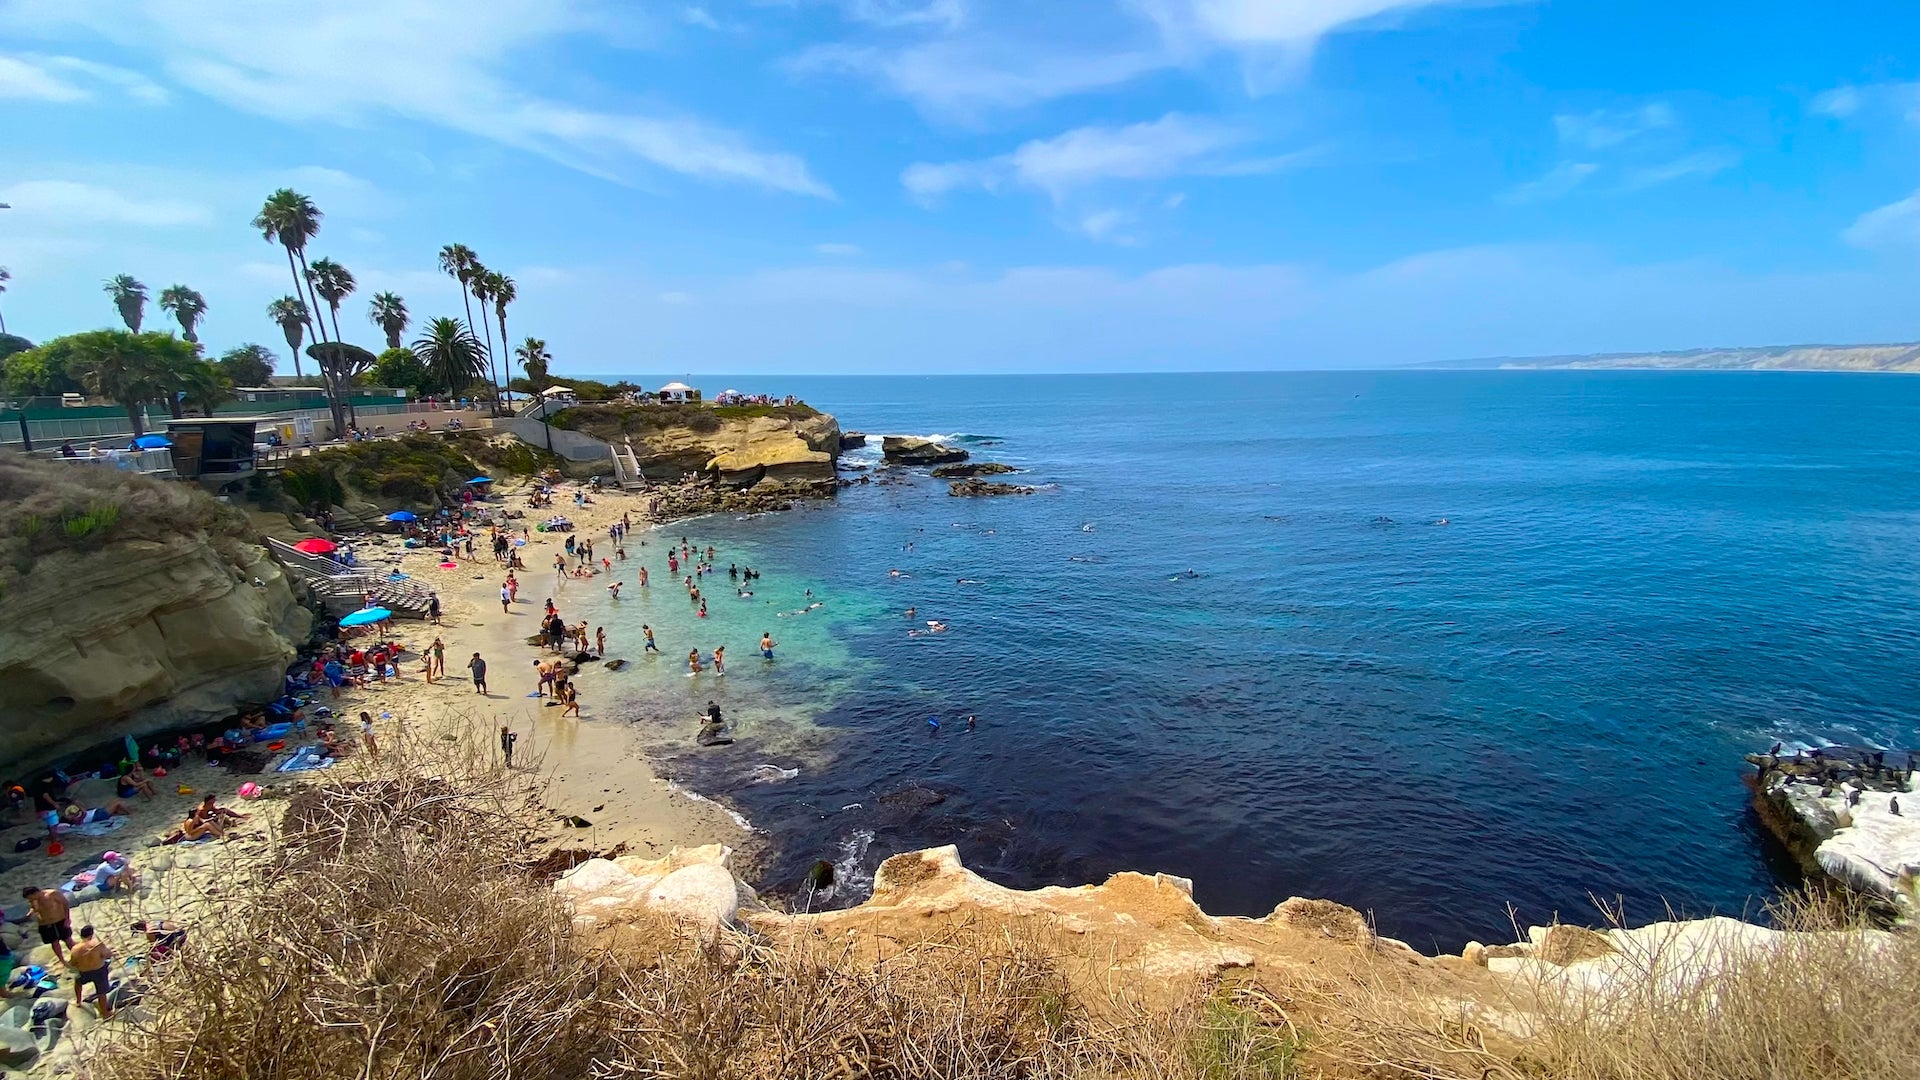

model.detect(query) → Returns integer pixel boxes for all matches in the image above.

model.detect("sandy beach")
[0,477,748,1040]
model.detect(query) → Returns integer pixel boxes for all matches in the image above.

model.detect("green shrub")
[61,502,121,541]
[0,457,251,581]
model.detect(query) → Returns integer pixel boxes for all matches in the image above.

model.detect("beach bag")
[176,785,193,795]
[237,782,262,800]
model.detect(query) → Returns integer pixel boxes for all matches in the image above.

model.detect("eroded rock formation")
[0,536,311,771]
[882,436,967,466]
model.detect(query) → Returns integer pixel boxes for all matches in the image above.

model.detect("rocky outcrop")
[1745,749,1919,916]
[882,436,967,466]
[0,536,311,772]
[839,432,867,450]
[948,478,1034,497]
[556,405,840,491]
[930,462,1018,478]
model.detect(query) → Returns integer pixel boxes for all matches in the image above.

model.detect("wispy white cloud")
[1844,190,1920,249]
[788,0,1470,118]
[1619,148,1739,192]
[1809,81,1920,124]
[814,242,862,255]
[1501,161,1597,203]
[1070,208,1138,244]
[904,113,1283,202]
[0,179,211,227]
[1509,102,1732,202]
[0,51,167,103]
[2,0,828,197]
[1553,103,1676,150]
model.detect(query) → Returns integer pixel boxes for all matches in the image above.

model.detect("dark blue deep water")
[586,371,1920,951]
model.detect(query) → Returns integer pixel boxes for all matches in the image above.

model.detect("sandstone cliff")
[554,404,841,489]
[0,459,312,773]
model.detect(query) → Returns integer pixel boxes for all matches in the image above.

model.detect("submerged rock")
[947,478,1035,497]
[930,461,1019,478]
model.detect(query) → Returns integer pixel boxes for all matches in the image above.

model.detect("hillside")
[1425,342,1920,372]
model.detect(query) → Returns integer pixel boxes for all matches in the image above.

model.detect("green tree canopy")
[371,346,434,397]
[19,330,198,435]
[412,316,488,398]
[217,343,277,388]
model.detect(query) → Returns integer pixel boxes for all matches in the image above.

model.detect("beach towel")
[67,817,129,837]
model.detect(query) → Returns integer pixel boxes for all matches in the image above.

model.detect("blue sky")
[1,0,1917,374]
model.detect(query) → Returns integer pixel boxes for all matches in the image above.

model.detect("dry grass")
[0,454,250,580]
[79,731,1916,1080]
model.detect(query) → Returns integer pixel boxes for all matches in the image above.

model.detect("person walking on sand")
[534,660,550,698]
[359,712,380,762]
[644,624,658,652]
[596,626,607,655]
[760,632,776,660]
[468,652,488,694]
[21,885,73,966]
[427,592,442,625]
[69,925,113,1018]
[713,645,725,674]
[688,649,703,674]
[501,584,512,614]
[431,637,446,680]
[555,554,567,580]
[507,574,519,602]
[561,682,581,718]
[500,725,518,768]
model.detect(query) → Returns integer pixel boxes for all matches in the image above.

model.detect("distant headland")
[1420,342,1920,373]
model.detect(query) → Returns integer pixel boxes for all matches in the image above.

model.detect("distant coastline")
[1419,342,1920,373]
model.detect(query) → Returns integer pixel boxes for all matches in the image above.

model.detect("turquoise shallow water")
[570,371,1920,951]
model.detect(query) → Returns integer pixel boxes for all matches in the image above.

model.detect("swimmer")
[687,649,703,675]
[760,633,775,659]
[905,606,916,618]
[927,620,947,633]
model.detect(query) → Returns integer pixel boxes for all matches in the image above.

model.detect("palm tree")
[252,189,328,348]
[0,267,10,335]
[158,285,208,343]
[468,266,500,405]
[104,275,147,332]
[515,337,551,388]
[482,270,515,406]
[412,316,487,399]
[306,258,356,342]
[267,296,311,378]
[61,330,193,436]
[437,244,490,405]
[368,291,409,349]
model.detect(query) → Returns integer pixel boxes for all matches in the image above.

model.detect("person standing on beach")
[21,886,73,965]
[501,584,512,614]
[534,660,550,698]
[761,632,775,660]
[427,592,441,625]
[431,637,446,680]
[468,652,488,694]
[644,625,658,652]
[500,726,518,768]
[554,554,567,580]
[561,682,581,718]
[68,926,112,1018]
[596,627,607,655]
[359,712,380,762]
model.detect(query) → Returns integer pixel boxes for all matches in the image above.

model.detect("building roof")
[658,381,695,393]
[541,385,576,396]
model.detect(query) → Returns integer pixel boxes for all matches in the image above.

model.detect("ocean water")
[565,371,1920,951]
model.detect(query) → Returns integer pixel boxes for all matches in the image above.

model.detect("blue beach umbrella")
[466,476,493,485]
[130,434,171,449]
[338,607,393,628]
[386,510,418,522]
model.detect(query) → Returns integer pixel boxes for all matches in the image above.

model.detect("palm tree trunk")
[496,312,511,408]
[475,304,498,412]
[282,247,308,377]
[327,302,343,343]
[125,399,145,438]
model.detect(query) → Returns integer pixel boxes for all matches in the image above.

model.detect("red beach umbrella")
[293,538,337,555]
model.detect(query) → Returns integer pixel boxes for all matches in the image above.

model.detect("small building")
[164,416,264,494]
[657,381,701,404]
[541,385,580,405]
